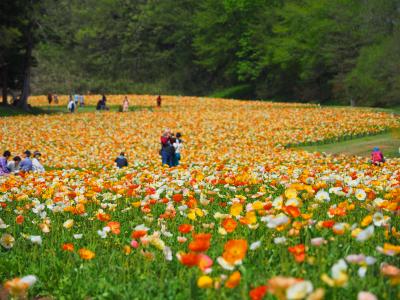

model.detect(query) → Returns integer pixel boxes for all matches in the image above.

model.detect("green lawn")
[299,128,400,158]
[0,104,152,117]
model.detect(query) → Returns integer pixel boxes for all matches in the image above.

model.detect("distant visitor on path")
[68,97,76,113]
[0,151,11,176]
[122,96,129,112]
[47,93,53,105]
[7,156,21,173]
[20,150,33,172]
[32,151,45,173]
[115,152,128,168]
[371,147,385,165]
[79,95,85,107]
[54,94,59,104]
[157,95,162,107]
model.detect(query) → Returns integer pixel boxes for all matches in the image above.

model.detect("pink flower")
[358,291,377,300]
[130,240,139,248]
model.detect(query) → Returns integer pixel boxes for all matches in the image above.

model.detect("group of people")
[67,94,85,112]
[47,93,59,105]
[0,150,45,176]
[160,130,183,167]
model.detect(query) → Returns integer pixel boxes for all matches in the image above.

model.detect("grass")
[0,104,153,117]
[299,128,400,158]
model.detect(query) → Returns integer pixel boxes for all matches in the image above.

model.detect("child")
[371,147,385,165]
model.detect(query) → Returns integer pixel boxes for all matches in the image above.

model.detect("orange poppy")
[321,220,335,228]
[284,206,300,218]
[222,239,248,264]
[222,218,238,233]
[288,244,306,262]
[107,221,121,235]
[16,215,24,225]
[62,243,74,252]
[249,286,268,300]
[178,224,193,234]
[179,252,199,267]
[225,271,241,288]
[172,194,183,203]
[96,213,111,222]
[131,230,147,239]
[78,248,95,260]
[189,233,211,252]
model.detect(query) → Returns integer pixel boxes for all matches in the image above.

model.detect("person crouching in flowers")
[7,156,21,173]
[371,147,385,165]
[115,152,128,168]
[0,150,11,176]
[32,151,45,173]
[19,150,33,172]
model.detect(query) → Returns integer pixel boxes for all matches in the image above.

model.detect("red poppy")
[172,194,183,203]
[178,224,193,234]
[16,215,24,225]
[284,206,300,218]
[288,244,306,263]
[322,220,335,228]
[62,243,74,252]
[131,230,147,239]
[189,233,211,252]
[249,286,268,300]
[179,252,199,267]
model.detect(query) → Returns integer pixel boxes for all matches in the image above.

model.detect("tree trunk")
[1,67,7,105]
[18,24,33,111]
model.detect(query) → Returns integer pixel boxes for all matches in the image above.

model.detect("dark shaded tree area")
[2,0,400,108]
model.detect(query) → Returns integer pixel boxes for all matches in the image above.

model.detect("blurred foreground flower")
[4,275,37,299]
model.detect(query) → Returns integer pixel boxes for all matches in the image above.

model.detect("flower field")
[0,96,399,299]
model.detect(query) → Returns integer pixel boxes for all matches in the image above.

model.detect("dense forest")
[1,0,400,107]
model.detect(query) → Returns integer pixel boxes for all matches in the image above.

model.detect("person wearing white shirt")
[172,132,183,166]
[7,156,21,173]
[32,151,45,173]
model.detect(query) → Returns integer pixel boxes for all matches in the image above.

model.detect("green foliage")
[209,84,255,100]
[24,0,400,107]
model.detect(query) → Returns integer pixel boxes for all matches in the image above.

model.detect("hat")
[24,150,31,157]
[33,151,41,157]
[373,147,379,152]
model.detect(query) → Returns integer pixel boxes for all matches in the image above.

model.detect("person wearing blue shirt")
[115,152,128,168]
[19,150,33,172]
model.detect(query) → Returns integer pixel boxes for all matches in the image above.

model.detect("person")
[47,93,53,105]
[371,147,385,165]
[173,132,183,166]
[160,129,173,166]
[122,96,129,112]
[74,94,79,105]
[32,151,45,173]
[7,156,21,173]
[68,97,76,113]
[157,95,162,107]
[79,95,85,107]
[20,150,33,172]
[115,152,128,168]
[54,94,59,104]
[0,151,11,176]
